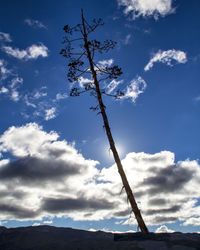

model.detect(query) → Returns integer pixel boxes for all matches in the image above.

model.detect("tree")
[60,9,149,234]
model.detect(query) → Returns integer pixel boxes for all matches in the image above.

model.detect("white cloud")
[44,107,57,121]
[183,217,200,226]
[0,32,12,42]
[121,76,147,102]
[24,95,37,108]
[144,49,187,71]
[32,222,41,226]
[33,90,47,99]
[77,76,93,88]
[0,124,200,227]
[0,59,11,79]
[43,220,53,224]
[0,61,23,102]
[9,76,23,102]
[0,123,99,220]
[124,34,131,45]
[98,151,200,225]
[118,0,174,19]
[24,87,47,106]
[55,93,68,100]
[24,19,47,29]
[22,87,65,121]
[10,90,20,102]
[98,59,114,67]
[0,86,9,94]
[155,225,174,233]
[106,79,123,94]
[2,44,48,60]
[10,76,23,88]
[0,123,59,157]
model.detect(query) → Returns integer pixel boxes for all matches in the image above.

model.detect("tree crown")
[60,10,124,100]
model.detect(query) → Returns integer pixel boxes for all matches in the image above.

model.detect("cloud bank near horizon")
[0,123,200,228]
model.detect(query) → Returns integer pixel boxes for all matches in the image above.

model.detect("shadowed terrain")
[0,225,199,250]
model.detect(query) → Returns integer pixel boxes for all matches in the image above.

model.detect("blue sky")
[0,0,200,233]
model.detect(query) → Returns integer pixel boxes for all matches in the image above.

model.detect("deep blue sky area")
[0,0,200,233]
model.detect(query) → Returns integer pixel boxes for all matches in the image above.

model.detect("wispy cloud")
[0,86,9,94]
[0,59,11,79]
[24,87,67,120]
[10,90,20,102]
[106,79,123,94]
[0,32,12,42]
[121,76,147,102]
[44,107,57,121]
[33,89,47,99]
[144,49,187,71]
[123,34,131,45]
[118,0,175,19]
[10,76,23,88]
[194,95,200,102]
[98,59,114,67]
[55,93,68,101]
[2,44,48,60]
[10,76,23,102]
[0,69,23,102]
[24,18,47,29]
[23,87,55,119]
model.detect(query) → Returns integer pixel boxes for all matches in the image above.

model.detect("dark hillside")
[0,226,199,250]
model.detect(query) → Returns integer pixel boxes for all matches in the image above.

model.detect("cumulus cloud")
[24,19,47,29]
[121,76,147,102]
[118,0,174,19]
[0,123,59,157]
[183,217,200,226]
[98,151,200,225]
[0,123,200,227]
[42,197,114,212]
[2,44,48,60]
[0,123,99,220]
[0,32,12,42]
[144,49,187,71]
[155,225,174,233]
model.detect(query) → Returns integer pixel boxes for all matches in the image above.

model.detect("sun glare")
[102,140,126,161]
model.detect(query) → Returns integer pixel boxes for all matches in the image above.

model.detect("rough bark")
[81,10,149,234]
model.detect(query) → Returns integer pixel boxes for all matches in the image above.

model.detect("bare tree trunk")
[81,10,149,234]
